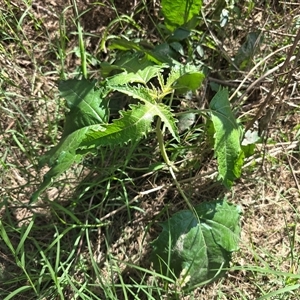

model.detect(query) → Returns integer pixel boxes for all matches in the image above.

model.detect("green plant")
[30,0,249,292]
[151,199,241,288]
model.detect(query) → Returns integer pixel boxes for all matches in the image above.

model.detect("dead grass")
[0,0,300,299]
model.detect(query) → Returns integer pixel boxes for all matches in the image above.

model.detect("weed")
[1,0,300,299]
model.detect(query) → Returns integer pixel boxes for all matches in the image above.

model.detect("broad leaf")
[30,124,103,203]
[151,199,241,287]
[59,79,109,137]
[152,43,180,61]
[161,0,203,31]
[209,89,244,188]
[31,79,109,202]
[168,27,191,42]
[100,62,125,78]
[174,71,205,93]
[166,64,205,93]
[112,51,155,73]
[109,39,145,52]
[110,38,172,66]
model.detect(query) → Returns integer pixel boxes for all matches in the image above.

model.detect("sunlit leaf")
[209,89,243,188]
[161,0,203,31]
[151,199,241,287]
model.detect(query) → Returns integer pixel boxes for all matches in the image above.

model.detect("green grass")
[1,0,300,299]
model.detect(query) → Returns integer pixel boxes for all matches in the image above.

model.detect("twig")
[229,44,292,102]
[98,139,299,221]
[201,10,239,71]
[245,27,300,131]
[236,58,295,107]
[280,143,300,192]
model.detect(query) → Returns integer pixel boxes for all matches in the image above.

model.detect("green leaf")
[80,103,154,148]
[110,85,179,141]
[151,199,241,287]
[31,79,109,203]
[168,27,191,42]
[209,89,243,188]
[31,124,103,203]
[169,42,185,56]
[153,43,180,61]
[175,71,205,93]
[107,65,166,86]
[110,38,173,66]
[109,39,145,52]
[112,51,155,73]
[59,79,109,137]
[166,64,205,93]
[100,62,124,78]
[161,0,203,31]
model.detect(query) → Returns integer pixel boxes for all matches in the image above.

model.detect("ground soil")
[1,0,300,299]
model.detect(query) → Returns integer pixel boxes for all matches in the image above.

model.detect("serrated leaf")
[151,199,241,287]
[107,65,166,86]
[111,85,179,141]
[155,103,179,141]
[80,103,154,148]
[32,79,110,202]
[111,85,157,103]
[161,0,203,31]
[30,124,103,203]
[209,89,243,188]
[59,79,109,137]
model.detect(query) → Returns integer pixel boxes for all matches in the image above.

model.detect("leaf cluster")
[31,64,205,202]
[31,0,259,292]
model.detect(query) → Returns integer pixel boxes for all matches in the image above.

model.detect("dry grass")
[0,0,300,299]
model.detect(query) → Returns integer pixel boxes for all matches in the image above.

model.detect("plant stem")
[78,23,87,79]
[155,118,194,212]
[71,0,87,79]
[169,166,195,212]
[155,117,173,168]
